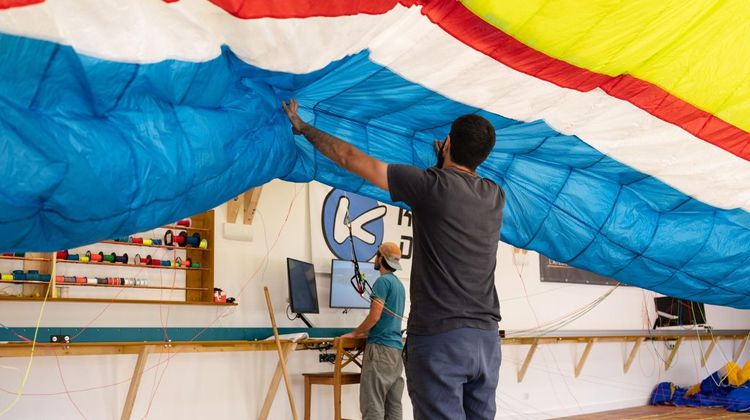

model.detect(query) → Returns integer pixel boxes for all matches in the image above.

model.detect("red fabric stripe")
[415,0,750,161]
[0,0,43,9]
[207,0,407,19]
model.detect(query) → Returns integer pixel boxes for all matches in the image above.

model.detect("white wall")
[0,179,747,419]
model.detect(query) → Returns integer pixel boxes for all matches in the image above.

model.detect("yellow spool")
[143,239,153,246]
[80,255,90,263]
[199,239,208,249]
[1,274,12,281]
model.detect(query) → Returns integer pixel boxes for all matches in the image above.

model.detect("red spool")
[90,252,103,262]
[173,231,188,246]
[76,276,86,284]
[2,253,12,257]
[132,237,143,244]
[176,219,191,227]
[150,259,161,266]
[56,250,69,260]
[55,276,64,283]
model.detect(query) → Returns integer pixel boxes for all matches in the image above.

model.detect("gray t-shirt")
[388,164,504,335]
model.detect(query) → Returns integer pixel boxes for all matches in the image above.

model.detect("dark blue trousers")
[405,328,501,420]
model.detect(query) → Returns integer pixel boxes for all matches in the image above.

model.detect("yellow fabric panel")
[461,0,750,132]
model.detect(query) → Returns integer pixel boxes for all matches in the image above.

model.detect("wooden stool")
[302,337,365,420]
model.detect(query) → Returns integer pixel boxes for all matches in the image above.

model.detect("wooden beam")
[244,187,263,225]
[227,196,242,224]
[263,287,299,420]
[121,345,152,420]
[575,338,596,378]
[259,342,296,420]
[517,339,539,383]
[702,337,717,367]
[664,337,684,371]
[734,334,748,362]
[623,337,644,374]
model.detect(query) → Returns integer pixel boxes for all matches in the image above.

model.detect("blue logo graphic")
[322,189,386,262]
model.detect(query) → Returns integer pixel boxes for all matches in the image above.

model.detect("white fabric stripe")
[1,0,749,211]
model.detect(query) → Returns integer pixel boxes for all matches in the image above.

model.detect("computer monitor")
[653,296,706,328]
[287,258,319,320]
[330,259,379,309]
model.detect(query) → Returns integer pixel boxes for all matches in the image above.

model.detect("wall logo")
[322,189,386,262]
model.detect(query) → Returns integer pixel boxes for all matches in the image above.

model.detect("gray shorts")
[360,343,404,420]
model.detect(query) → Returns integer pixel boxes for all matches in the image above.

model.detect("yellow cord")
[0,280,52,417]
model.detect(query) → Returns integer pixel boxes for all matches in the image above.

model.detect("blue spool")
[67,254,80,261]
[26,270,39,281]
[38,274,51,282]
[160,260,171,266]
[12,270,26,280]
[152,239,163,245]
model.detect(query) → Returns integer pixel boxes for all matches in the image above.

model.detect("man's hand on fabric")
[282,98,305,135]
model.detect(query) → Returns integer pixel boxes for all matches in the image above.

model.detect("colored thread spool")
[176,219,191,227]
[152,239,163,246]
[56,250,69,260]
[103,253,116,263]
[143,255,153,265]
[132,237,143,244]
[1,274,13,281]
[2,253,12,257]
[12,271,26,280]
[182,258,192,268]
[80,255,90,263]
[63,276,75,283]
[191,262,202,269]
[85,278,96,285]
[199,239,208,249]
[97,278,107,285]
[75,276,86,284]
[26,271,39,281]
[160,260,171,267]
[143,239,153,246]
[150,259,161,266]
[67,254,80,261]
[175,257,182,266]
[114,237,129,243]
[14,252,25,257]
[38,274,50,282]
[185,233,201,247]
[115,254,128,264]
[55,276,63,283]
[163,230,174,246]
[89,251,104,262]
[173,231,188,247]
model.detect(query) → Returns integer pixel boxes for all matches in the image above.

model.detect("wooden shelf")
[56,282,207,291]
[161,225,209,233]
[0,295,236,306]
[0,256,50,262]
[99,240,210,252]
[56,259,208,271]
[0,280,50,286]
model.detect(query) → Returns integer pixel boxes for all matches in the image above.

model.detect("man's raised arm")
[282,99,389,191]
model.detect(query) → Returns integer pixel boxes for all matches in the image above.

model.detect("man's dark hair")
[448,114,496,170]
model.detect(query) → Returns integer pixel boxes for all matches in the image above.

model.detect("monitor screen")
[654,296,706,327]
[287,258,319,314]
[330,259,379,309]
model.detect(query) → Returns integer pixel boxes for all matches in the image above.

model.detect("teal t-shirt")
[367,273,405,350]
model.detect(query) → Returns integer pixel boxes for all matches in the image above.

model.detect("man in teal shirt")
[342,242,406,420]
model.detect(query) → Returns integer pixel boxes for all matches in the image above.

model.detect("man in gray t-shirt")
[283,99,504,420]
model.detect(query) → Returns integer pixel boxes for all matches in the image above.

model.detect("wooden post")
[664,337,683,371]
[263,287,299,420]
[623,338,644,374]
[121,345,151,420]
[517,339,539,383]
[244,187,263,225]
[227,196,242,224]
[575,339,595,378]
[259,342,296,420]
[702,337,717,367]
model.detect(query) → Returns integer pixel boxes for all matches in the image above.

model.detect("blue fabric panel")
[0,34,748,308]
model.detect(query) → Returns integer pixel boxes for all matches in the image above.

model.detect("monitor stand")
[295,313,314,328]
